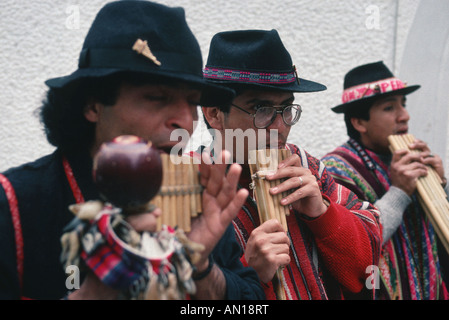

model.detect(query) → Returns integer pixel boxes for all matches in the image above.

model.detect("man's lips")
[395,128,409,135]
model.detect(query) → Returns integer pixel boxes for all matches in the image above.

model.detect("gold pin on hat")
[132,39,161,66]
[293,65,300,85]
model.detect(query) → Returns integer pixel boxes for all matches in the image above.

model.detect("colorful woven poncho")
[192,144,382,300]
[322,139,449,299]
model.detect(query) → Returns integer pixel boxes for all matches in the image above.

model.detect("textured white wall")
[399,0,449,175]
[1,0,436,173]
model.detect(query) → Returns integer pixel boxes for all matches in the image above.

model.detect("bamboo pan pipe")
[151,154,202,233]
[388,134,449,254]
[249,148,292,300]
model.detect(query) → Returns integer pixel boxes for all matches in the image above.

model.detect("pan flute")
[151,154,202,233]
[249,148,292,300]
[388,134,449,254]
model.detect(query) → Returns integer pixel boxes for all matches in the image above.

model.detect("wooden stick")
[416,182,449,252]
[248,149,290,300]
[395,135,449,216]
[169,155,177,228]
[274,269,287,300]
[162,154,171,230]
[154,193,162,231]
[274,149,288,231]
[264,151,278,222]
[178,157,187,231]
[280,149,292,219]
[268,150,283,225]
[193,162,202,216]
[188,159,198,218]
[388,134,449,254]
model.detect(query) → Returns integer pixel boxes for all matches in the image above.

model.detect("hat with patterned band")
[203,29,327,93]
[332,61,420,114]
[45,0,234,107]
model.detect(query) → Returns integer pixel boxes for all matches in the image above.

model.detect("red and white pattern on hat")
[341,77,407,104]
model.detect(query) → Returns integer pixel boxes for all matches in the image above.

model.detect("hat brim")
[331,85,421,114]
[205,77,326,93]
[45,68,235,108]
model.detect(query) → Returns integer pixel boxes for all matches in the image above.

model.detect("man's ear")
[83,100,102,123]
[202,106,224,130]
[350,117,368,134]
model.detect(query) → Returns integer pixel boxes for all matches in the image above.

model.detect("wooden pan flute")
[249,148,292,300]
[151,154,202,233]
[388,134,449,254]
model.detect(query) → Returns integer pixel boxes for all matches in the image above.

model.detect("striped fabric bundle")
[61,203,200,299]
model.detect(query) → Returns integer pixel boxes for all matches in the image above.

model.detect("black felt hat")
[45,0,234,107]
[332,61,420,113]
[203,29,326,93]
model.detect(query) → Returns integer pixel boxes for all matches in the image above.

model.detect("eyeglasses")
[231,103,302,129]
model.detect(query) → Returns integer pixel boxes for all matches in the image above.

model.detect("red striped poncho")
[192,144,382,299]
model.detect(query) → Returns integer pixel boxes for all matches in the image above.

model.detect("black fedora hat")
[203,29,326,93]
[332,61,420,113]
[45,0,234,107]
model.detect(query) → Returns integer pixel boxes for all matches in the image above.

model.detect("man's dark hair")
[39,72,164,154]
[343,103,372,141]
[202,83,273,129]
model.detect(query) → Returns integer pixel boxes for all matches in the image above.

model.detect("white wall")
[399,0,449,175]
[2,0,445,174]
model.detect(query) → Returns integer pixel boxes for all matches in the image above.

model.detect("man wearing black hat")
[0,1,264,300]
[322,61,449,299]
[200,29,382,300]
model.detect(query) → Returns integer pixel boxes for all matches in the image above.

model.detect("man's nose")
[267,111,287,131]
[165,100,198,132]
[397,105,410,122]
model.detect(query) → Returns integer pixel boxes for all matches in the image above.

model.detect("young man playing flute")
[322,61,449,300]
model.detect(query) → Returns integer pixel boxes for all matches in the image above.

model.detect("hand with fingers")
[187,150,249,271]
[409,139,446,187]
[266,153,328,219]
[244,219,291,283]
[390,148,429,196]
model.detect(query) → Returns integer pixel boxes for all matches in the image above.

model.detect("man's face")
[208,90,294,164]
[86,82,201,155]
[356,94,410,154]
